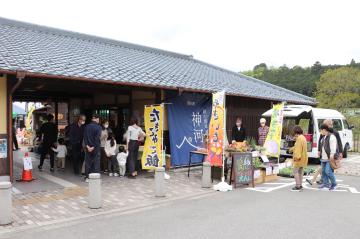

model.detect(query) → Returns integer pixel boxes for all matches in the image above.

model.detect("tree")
[315,67,360,110]
[242,62,360,98]
[253,63,268,71]
[350,59,356,66]
[311,61,323,75]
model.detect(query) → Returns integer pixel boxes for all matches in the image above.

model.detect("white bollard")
[88,173,102,209]
[155,167,166,197]
[202,161,212,188]
[0,181,12,225]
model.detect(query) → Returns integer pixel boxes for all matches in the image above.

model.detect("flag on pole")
[207,91,225,166]
[264,103,285,157]
[141,105,164,169]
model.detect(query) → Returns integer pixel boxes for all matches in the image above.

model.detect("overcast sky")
[2,0,360,71]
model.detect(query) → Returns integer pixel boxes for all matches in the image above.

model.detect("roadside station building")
[0,17,316,180]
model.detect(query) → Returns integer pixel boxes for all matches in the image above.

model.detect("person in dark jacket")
[231,117,246,143]
[12,119,19,151]
[307,119,343,186]
[38,114,58,172]
[318,119,343,157]
[83,113,102,181]
[69,114,86,175]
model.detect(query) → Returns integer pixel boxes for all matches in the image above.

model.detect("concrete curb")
[0,189,216,237]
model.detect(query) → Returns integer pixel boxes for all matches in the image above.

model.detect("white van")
[262,105,354,160]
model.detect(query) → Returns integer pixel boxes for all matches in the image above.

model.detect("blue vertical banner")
[167,92,212,166]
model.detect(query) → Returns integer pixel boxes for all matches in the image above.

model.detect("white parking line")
[246,181,295,193]
[246,177,360,194]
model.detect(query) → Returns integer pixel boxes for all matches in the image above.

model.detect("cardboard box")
[266,167,272,176]
[272,165,279,174]
[254,169,261,179]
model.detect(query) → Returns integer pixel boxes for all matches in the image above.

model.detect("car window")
[317,119,325,129]
[332,119,343,131]
[317,119,343,131]
[282,118,296,138]
[298,119,310,134]
[343,120,350,129]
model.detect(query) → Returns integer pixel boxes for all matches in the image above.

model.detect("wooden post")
[55,101,59,128]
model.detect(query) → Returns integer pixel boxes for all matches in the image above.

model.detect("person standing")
[258,118,269,146]
[289,126,308,191]
[100,120,110,173]
[12,119,19,151]
[105,132,118,176]
[231,117,246,143]
[117,146,128,177]
[69,115,86,175]
[51,138,67,171]
[318,124,338,191]
[126,117,145,178]
[307,119,343,186]
[318,119,343,158]
[83,114,102,181]
[38,114,58,172]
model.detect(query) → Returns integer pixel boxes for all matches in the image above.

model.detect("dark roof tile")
[0,17,315,104]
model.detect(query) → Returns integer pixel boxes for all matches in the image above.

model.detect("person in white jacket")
[318,124,338,190]
[116,145,128,177]
[105,133,118,176]
[51,138,67,171]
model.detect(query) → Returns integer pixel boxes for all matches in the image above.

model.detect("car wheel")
[343,144,349,158]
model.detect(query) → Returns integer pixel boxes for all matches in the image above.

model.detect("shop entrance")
[7,74,159,184]
[84,107,131,144]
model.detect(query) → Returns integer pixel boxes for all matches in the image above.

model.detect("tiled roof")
[0,17,315,104]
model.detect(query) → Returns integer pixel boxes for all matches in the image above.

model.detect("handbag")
[329,156,341,170]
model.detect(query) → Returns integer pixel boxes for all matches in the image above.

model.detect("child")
[51,138,67,171]
[105,133,118,176]
[116,145,128,177]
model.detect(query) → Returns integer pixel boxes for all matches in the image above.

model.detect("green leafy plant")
[253,157,263,169]
[246,137,257,150]
[278,167,315,178]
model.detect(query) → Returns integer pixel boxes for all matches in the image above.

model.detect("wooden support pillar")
[55,100,59,127]
[155,89,161,104]
[0,74,11,180]
[129,90,133,117]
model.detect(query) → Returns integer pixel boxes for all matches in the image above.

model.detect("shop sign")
[141,105,164,169]
[207,91,225,166]
[233,152,254,188]
[167,92,211,166]
[0,138,7,159]
[264,103,285,157]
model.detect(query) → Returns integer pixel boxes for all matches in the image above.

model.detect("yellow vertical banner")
[25,104,35,130]
[264,103,285,157]
[207,91,225,166]
[141,105,164,169]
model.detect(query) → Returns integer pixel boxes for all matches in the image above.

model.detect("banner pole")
[161,103,164,167]
[221,98,226,182]
[213,91,232,191]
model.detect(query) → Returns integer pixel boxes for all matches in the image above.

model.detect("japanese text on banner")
[264,103,285,157]
[207,91,225,166]
[141,105,164,169]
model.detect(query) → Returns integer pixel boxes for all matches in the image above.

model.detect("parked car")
[262,105,354,160]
